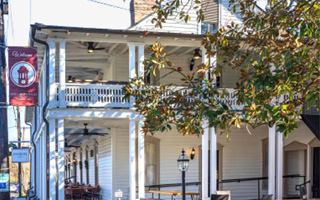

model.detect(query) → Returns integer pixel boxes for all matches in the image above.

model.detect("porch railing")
[53,83,245,110]
[145,174,306,200]
[56,83,130,108]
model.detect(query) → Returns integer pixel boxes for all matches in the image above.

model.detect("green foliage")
[125,0,320,138]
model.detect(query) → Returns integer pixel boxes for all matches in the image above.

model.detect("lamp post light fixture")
[177,149,190,200]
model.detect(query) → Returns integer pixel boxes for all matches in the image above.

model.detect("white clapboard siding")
[98,135,113,200]
[113,128,130,200]
[284,150,305,197]
[220,0,243,27]
[217,126,268,200]
[130,0,199,34]
[114,53,129,82]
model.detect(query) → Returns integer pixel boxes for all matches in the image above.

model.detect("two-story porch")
[27,25,320,200]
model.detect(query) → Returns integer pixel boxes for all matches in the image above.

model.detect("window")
[145,137,160,186]
[262,138,268,189]
[201,23,217,35]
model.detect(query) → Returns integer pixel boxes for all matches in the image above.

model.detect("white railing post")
[268,125,276,199]
[202,122,209,199]
[58,119,65,200]
[59,40,66,108]
[129,119,136,200]
[210,127,217,195]
[138,120,145,199]
[276,131,283,200]
[48,40,56,108]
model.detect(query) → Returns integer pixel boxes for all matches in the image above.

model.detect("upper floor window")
[201,23,217,35]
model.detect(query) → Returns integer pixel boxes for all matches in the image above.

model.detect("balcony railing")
[53,83,244,110]
[56,83,130,108]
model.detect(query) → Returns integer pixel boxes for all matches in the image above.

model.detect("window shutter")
[201,0,219,24]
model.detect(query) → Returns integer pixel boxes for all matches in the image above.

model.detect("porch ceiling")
[32,24,202,81]
[63,118,127,146]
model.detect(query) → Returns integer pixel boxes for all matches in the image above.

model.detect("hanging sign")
[11,148,30,163]
[8,47,38,106]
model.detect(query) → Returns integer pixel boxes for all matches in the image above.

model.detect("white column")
[129,120,136,200]
[201,47,209,80]
[59,40,66,108]
[57,119,65,200]
[306,145,311,199]
[128,44,136,108]
[276,131,283,199]
[210,127,217,194]
[138,44,145,78]
[49,119,56,200]
[268,125,276,199]
[202,123,209,198]
[138,120,145,198]
[48,40,56,107]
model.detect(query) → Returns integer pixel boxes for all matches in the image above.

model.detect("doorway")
[313,147,320,198]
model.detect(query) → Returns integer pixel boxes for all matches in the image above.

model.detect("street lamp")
[177,149,190,200]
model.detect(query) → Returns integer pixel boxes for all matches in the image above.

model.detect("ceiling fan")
[68,123,109,136]
[87,42,106,53]
[64,139,79,148]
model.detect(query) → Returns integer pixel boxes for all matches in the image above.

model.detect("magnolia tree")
[124,0,320,138]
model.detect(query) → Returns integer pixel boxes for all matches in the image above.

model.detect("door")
[313,147,320,198]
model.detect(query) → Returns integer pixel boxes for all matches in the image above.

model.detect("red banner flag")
[8,47,38,106]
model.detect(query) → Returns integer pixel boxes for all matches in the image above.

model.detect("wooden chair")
[72,187,84,200]
[82,185,93,200]
[91,186,102,200]
[261,194,273,200]
[210,194,229,200]
[65,188,72,200]
[217,191,231,200]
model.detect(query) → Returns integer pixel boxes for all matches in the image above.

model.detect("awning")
[301,114,320,140]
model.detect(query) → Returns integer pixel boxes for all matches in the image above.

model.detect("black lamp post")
[177,149,190,200]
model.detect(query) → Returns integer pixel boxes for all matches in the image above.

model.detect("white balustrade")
[53,83,244,110]
[56,83,130,108]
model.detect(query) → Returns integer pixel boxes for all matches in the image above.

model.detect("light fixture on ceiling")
[87,42,94,53]
[193,49,202,60]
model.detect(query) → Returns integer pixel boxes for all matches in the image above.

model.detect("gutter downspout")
[25,107,37,198]
[31,25,50,200]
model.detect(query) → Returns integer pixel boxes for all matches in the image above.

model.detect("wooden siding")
[220,0,242,27]
[202,0,219,24]
[130,0,199,34]
[111,121,315,200]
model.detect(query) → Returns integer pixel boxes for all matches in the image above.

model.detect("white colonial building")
[21,0,319,200]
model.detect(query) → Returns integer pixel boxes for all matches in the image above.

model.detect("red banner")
[8,47,38,106]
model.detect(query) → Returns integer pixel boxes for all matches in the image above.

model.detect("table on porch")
[65,187,100,200]
[148,190,200,200]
